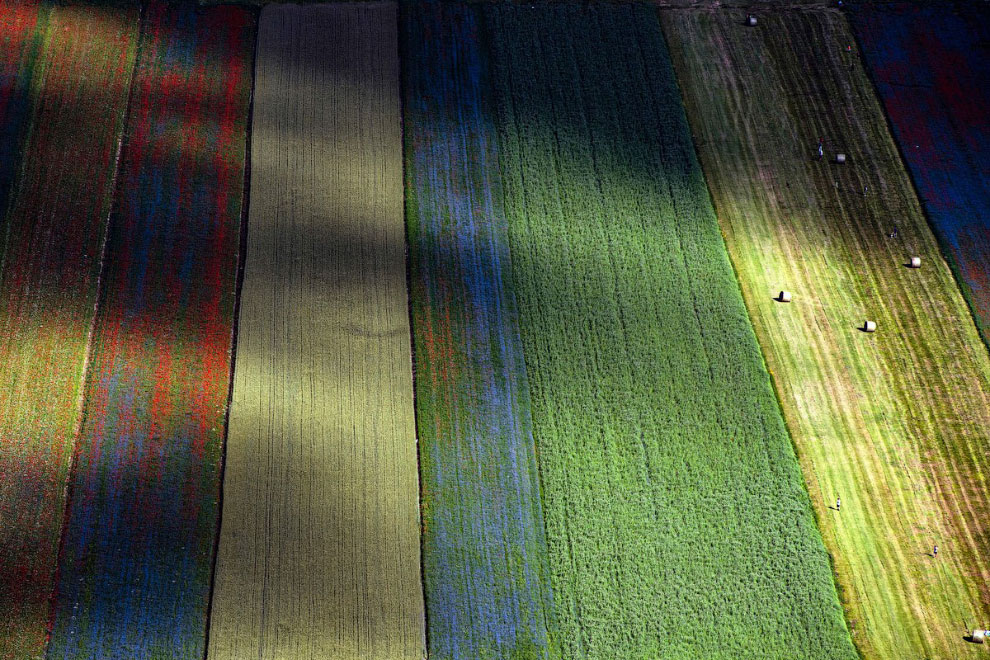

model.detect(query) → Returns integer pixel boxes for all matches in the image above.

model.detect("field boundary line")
[200,7,260,660]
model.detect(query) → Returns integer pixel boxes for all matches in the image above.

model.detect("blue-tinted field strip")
[46,5,253,658]
[402,3,556,658]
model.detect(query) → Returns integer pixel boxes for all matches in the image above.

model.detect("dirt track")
[207,4,425,659]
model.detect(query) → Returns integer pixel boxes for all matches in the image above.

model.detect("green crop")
[486,4,856,659]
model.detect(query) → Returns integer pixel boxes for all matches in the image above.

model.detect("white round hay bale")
[863,320,877,333]
[836,153,847,164]
[972,629,985,643]
[910,256,921,268]
[778,290,792,303]
[746,15,757,26]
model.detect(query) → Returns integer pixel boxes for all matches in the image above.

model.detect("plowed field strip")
[663,8,990,658]
[0,5,137,657]
[488,4,854,658]
[208,4,425,659]
[402,4,554,658]
[46,4,253,658]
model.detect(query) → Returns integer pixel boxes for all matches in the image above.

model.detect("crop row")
[0,5,139,657]
[46,4,254,658]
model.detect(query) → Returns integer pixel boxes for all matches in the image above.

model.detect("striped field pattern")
[402,3,555,658]
[207,4,426,658]
[849,3,990,347]
[0,5,138,657]
[47,4,253,658]
[664,7,990,658]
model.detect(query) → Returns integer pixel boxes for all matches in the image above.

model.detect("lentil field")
[0,0,41,221]
[486,4,854,658]
[663,7,990,658]
[207,4,426,659]
[0,2,989,659]
[849,2,990,348]
[0,5,138,656]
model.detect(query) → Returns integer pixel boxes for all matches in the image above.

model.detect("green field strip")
[0,5,138,658]
[486,4,856,658]
[663,8,990,658]
[207,4,425,659]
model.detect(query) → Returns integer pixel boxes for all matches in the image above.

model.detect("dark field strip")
[487,4,854,658]
[0,5,138,658]
[0,0,42,226]
[46,4,253,658]
[664,7,990,658]
[402,3,554,658]
[849,3,990,348]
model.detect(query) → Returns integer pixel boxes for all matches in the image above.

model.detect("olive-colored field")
[207,4,425,659]
[664,8,990,658]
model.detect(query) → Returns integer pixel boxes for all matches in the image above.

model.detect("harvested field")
[0,5,138,657]
[207,4,425,659]
[46,4,253,658]
[663,8,990,658]
[401,3,554,658]
[487,4,854,658]
[849,3,990,347]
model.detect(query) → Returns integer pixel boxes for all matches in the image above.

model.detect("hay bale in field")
[971,629,986,643]
[862,320,876,332]
[909,256,921,268]
[835,153,847,163]
[746,15,757,27]
[777,290,792,303]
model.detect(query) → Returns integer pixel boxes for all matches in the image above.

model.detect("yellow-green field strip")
[663,8,990,658]
[207,4,425,658]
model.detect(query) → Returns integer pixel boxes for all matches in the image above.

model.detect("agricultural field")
[46,4,254,658]
[0,0,42,220]
[401,3,555,659]
[207,4,426,659]
[663,7,990,658]
[0,4,138,657]
[848,2,990,347]
[486,4,854,658]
